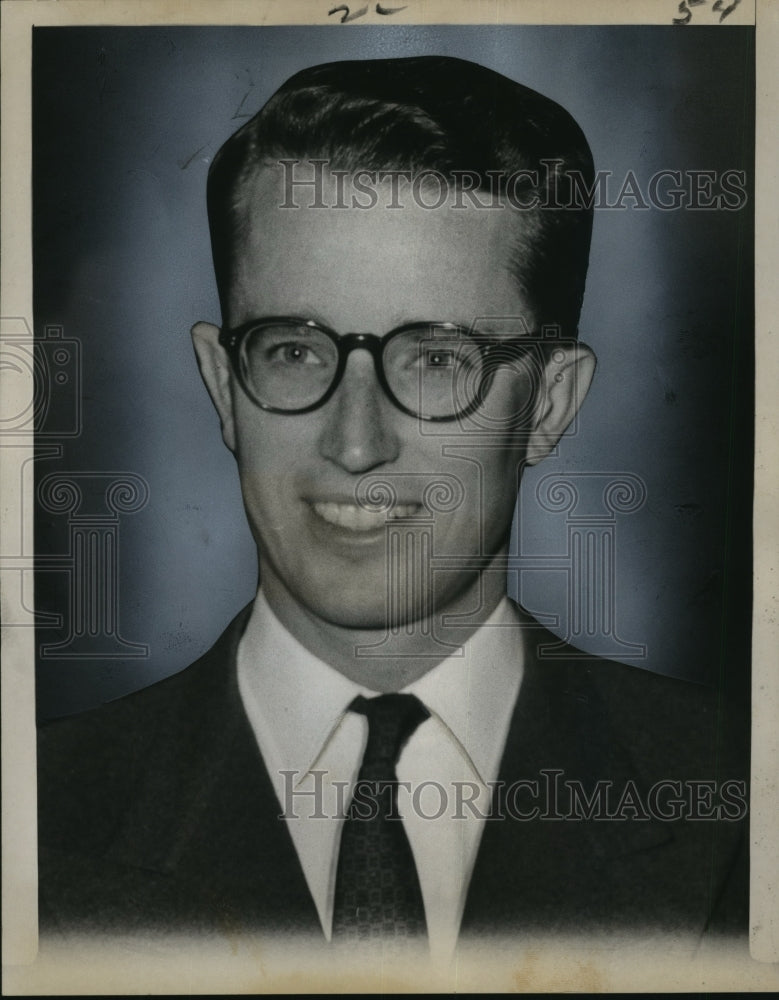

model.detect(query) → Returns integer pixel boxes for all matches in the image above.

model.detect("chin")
[307,592,403,630]
[300,584,436,632]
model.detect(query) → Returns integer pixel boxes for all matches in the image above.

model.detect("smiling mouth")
[309,501,422,532]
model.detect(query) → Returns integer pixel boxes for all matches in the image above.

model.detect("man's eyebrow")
[290,305,333,327]
[256,312,534,336]
[386,315,458,330]
[285,308,445,332]
[390,315,472,329]
[251,306,335,328]
[258,311,477,333]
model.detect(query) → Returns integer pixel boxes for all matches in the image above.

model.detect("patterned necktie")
[331,693,430,947]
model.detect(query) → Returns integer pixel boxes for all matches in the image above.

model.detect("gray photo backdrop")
[33,25,754,719]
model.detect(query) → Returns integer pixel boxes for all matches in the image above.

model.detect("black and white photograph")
[1,0,776,993]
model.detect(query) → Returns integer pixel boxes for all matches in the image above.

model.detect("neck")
[259,557,510,691]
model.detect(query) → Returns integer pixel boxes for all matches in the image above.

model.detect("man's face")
[195,169,584,631]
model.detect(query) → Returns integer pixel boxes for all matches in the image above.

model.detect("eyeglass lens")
[238,322,487,418]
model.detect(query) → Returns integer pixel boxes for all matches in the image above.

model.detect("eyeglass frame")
[218,316,536,422]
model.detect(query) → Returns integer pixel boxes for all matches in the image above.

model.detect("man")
[37,56,748,961]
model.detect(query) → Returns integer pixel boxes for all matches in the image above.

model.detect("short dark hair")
[208,56,594,336]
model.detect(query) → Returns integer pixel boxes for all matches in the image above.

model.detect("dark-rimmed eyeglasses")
[219,317,534,421]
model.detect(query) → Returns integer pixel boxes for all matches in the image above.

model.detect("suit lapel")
[461,629,675,934]
[104,607,321,934]
[97,609,733,939]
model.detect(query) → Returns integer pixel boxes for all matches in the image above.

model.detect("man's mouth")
[309,501,422,532]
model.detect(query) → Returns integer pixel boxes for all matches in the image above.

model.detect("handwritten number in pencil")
[673,0,741,23]
[329,2,407,21]
[328,4,369,23]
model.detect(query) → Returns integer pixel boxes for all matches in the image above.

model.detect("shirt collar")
[237,592,369,784]
[237,591,525,787]
[403,597,525,785]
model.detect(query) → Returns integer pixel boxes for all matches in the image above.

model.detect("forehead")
[226,166,534,331]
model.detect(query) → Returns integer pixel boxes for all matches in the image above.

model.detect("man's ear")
[191,322,236,452]
[525,341,596,466]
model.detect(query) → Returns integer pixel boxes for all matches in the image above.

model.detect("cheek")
[232,401,317,472]
[236,469,289,554]
[484,456,522,532]
[474,454,521,528]
[231,414,309,530]
[418,446,521,555]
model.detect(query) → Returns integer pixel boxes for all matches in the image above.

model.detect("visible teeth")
[387,504,421,519]
[311,502,421,531]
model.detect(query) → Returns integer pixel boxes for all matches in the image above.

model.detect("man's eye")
[267,342,323,366]
[424,349,456,368]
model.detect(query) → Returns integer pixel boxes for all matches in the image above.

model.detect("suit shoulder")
[37,665,195,853]
[607,662,743,778]
[37,606,250,853]
[571,655,710,709]
[38,603,250,759]
[530,642,744,779]
[39,664,186,759]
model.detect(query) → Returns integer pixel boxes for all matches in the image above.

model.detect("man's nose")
[317,349,401,473]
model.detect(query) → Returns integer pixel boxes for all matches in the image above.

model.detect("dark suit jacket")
[38,604,749,943]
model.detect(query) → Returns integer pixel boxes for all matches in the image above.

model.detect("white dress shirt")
[236,591,525,962]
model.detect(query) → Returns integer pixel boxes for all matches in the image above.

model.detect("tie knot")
[349,693,430,769]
